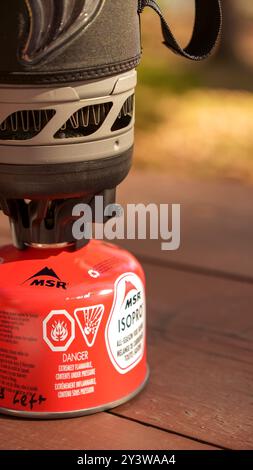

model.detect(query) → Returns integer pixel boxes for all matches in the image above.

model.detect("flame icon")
[51,320,68,342]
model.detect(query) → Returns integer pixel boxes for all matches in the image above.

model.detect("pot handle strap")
[138,0,222,61]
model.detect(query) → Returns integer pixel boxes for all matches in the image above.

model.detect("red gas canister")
[0,240,148,418]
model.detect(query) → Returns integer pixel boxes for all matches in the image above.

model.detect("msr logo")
[121,281,141,310]
[23,267,67,290]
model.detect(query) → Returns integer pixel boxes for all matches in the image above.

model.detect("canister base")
[0,368,149,420]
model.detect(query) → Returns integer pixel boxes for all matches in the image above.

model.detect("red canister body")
[0,240,148,418]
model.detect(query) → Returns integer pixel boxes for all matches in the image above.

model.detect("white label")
[105,272,146,374]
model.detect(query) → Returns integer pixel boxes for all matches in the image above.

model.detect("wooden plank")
[0,412,216,450]
[111,263,253,450]
[117,171,253,279]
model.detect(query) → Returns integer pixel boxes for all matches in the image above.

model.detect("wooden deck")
[0,171,253,450]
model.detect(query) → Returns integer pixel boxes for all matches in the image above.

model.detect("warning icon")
[43,310,75,352]
[74,304,104,347]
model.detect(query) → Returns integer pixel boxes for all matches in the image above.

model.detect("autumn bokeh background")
[135,0,253,183]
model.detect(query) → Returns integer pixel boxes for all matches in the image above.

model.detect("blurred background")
[116,0,253,278]
[135,0,253,183]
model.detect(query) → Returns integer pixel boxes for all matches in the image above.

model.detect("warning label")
[0,311,47,410]
[54,351,96,399]
[0,310,38,391]
[74,304,104,347]
[0,310,38,345]
[105,273,146,374]
[43,310,75,352]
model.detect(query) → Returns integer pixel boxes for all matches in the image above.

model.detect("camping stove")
[0,0,221,417]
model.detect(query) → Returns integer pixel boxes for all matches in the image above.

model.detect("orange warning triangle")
[74,304,104,347]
